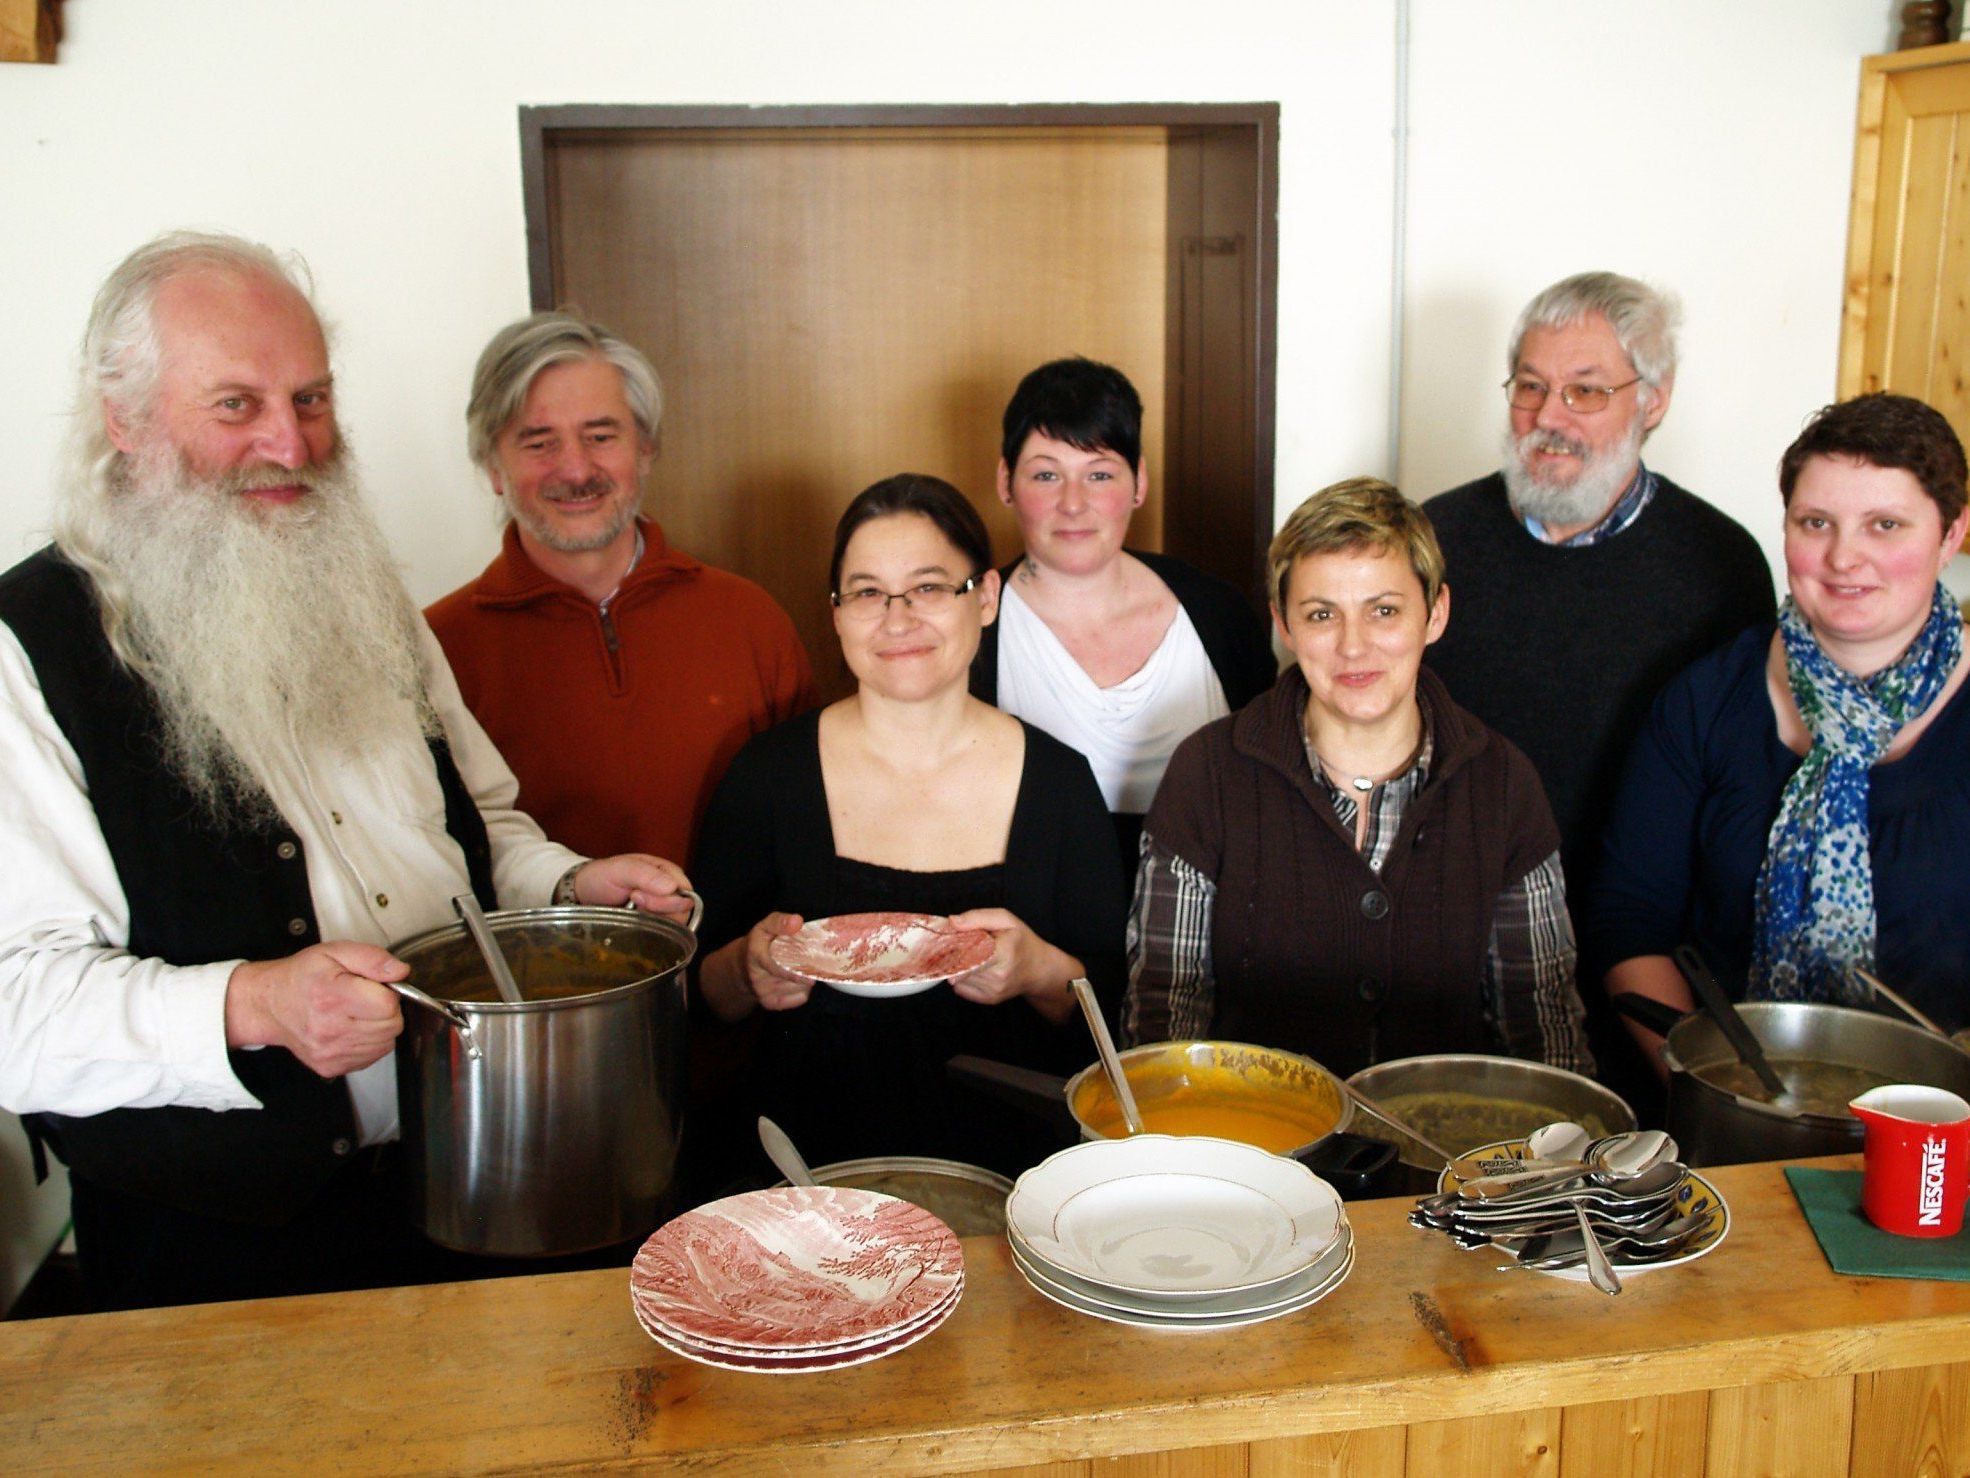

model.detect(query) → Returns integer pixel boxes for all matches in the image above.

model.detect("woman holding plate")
[1592,393,1970,1049]
[693,474,1126,1176]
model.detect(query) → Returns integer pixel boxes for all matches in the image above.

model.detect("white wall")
[0,0,1888,1306]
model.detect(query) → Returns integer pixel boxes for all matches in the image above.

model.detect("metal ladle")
[452,892,524,1005]
[1342,1083,1461,1167]
[758,1116,817,1187]
[1071,978,1143,1134]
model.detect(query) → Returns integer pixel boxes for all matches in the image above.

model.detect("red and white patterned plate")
[634,1291,959,1373]
[639,1272,964,1357]
[768,912,994,998]
[630,1186,964,1351]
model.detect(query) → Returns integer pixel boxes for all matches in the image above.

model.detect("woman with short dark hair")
[974,358,1277,871]
[1594,392,1970,1049]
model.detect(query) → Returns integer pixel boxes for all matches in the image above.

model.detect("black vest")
[0,549,495,1225]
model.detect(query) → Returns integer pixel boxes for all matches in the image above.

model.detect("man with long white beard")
[0,232,692,1311]
[1423,271,1772,1113]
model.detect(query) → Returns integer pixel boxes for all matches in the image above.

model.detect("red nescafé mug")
[1849,1085,1970,1238]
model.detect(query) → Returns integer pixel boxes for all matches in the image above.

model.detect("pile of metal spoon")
[1408,1122,1719,1296]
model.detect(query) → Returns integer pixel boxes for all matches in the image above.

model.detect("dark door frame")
[518,102,1279,605]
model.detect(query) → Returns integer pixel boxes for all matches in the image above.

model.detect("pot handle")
[384,978,484,1061]
[678,887,704,935]
[1611,990,1689,1038]
[946,1054,1079,1141]
[1294,1131,1398,1199]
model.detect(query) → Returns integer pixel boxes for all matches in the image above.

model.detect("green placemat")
[1785,1167,1970,1280]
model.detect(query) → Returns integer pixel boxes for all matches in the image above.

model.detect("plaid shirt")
[1124,727,1592,1072]
[1520,462,1658,547]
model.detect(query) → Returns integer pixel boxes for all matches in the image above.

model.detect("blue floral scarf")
[1750,582,1962,1003]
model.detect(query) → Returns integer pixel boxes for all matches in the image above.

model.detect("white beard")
[94,441,435,829]
[1500,412,1647,534]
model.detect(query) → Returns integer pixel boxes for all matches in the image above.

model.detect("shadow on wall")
[1398,285,1514,502]
[0,1113,68,1315]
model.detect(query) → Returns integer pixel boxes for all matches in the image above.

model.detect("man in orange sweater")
[427,313,816,869]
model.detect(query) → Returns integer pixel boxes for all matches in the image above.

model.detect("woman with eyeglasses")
[692,474,1126,1177]
[1593,393,1970,1054]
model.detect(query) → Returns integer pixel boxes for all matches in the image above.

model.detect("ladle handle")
[382,978,483,1061]
[1674,945,1785,1098]
[1072,978,1144,1135]
[453,892,525,1006]
[1852,966,1948,1038]
[1343,1083,1460,1167]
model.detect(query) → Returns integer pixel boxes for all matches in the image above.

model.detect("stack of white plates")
[630,1185,964,1372]
[1005,1135,1353,1329]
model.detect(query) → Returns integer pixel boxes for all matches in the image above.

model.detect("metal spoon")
[1573,1204,1623,1295]
[452,892,524,1005]
[758,1116,816,1187]
[1447,1122,1595,1182]
[1071,977,1143,1135]
[1852,966,1954,1040]
[1457,1129,1674,1200]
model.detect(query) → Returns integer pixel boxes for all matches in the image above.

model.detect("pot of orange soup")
[1063,1040,1396,1189]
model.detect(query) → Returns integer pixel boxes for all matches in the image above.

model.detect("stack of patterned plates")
[630,1186,964,1372]
[1005,1135,1353,1329]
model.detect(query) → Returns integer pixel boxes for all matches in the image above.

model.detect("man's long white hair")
[53,231,437,828]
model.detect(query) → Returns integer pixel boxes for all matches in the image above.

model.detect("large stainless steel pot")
[1345,1054,1636,1170]
[389,903,697,1257]
[1617,996,1970,1167]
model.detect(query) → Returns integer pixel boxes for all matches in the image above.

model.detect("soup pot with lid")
[1615,995,1970,1167]
[387,900,699,1258]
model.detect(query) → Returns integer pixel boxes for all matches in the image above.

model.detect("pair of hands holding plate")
[741,909,1079,1016]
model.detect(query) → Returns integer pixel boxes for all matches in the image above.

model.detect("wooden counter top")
[5,1155,1969,1474]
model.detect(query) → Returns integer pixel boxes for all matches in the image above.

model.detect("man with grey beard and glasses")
[0,232,694,1312]
[1423,272,1772,1112]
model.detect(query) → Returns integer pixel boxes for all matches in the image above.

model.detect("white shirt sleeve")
[415,622,585,905]
[0,629,256,1116]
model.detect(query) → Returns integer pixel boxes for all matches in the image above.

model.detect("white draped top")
[993,581,1228,816]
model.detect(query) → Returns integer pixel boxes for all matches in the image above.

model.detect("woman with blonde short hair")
[1124,478,1591,1077]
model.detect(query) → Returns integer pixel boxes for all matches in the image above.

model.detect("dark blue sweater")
[1585,625,1970,1031]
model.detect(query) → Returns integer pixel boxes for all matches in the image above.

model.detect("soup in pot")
[1699,1057,1897,1117]
[1074,1058,1341,1154]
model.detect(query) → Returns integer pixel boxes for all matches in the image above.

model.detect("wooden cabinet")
[1841,41,1970,442]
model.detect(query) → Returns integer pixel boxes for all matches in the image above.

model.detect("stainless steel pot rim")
[1345,1053,1624,1090]
[802,1156,1015,1192]
[391,903,698,1013]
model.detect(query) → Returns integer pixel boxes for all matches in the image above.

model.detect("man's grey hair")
[55,230,323,667]
[1508,271,1681,404]
[465,311,664,472]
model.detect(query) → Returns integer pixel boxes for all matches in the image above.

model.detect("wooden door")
[1841,40,1970,441]
[538,126,1170,683]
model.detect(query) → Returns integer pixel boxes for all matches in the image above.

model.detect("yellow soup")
[1075,1056,1340,1153]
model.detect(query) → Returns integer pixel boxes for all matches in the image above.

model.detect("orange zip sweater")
[427,520,817,866]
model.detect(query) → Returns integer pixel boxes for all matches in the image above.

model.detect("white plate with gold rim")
[1006,1135,1342,1297]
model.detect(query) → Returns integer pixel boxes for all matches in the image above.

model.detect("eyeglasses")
[830,576,980,620]
[1502,375,1643,414]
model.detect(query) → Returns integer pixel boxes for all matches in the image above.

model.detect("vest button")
[330,1138,353,1157]
[287,917,308,936]
[275,841,298,861]
[1360,889,1391,921]
[1357,976,1386,1003]
[374,893,389,908]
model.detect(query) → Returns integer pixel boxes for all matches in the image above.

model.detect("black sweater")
[1422,472,1774,900]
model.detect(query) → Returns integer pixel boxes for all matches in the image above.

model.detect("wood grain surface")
[5,1156,1970,1474]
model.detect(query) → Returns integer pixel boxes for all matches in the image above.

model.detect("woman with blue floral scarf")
[1590,392,1970,1066]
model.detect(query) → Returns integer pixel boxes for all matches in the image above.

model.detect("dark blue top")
[1585,625,1970,1031]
